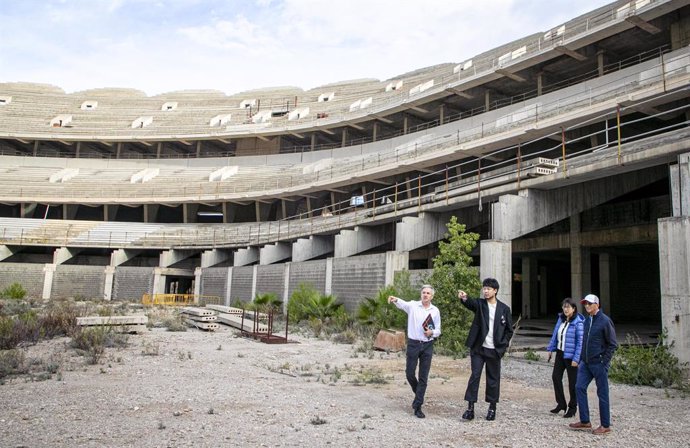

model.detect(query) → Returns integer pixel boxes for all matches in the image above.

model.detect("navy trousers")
[576,361,611,427]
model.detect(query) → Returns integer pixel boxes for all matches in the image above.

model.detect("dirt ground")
[1,326,688,448]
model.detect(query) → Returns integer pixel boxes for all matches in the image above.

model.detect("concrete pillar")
[156,142,163,158]
[385,251,409,286]
[311,133,317,151]
[403,115,409,135]
[110,249,139,266]
[521,255,538,319]
[183,203,199,224]
[260,242,291,265]
[537,72,544,96]
[570,214,591,301]
[439,104,445,124]
[669,153,690,216]
[63,204,78,220]
[341,128,348,147]
[222,202,235,224]
[598,252,616,314]
[373,122,379,142]
[104,204,119,221]
[33,140,39,156]
[144,204,159,223]
[103,265,115,300]
[42,264,56,300]
[658,216,690,365]
[480,240,512,310]
[116,142,122,159]
[20,203,37,218]
[225,267,233,306]
[325,257,333,295]
[597,49,605,76]
[283,263,291,311]
[292,235,334,262]
[196,141,202,157]
[152,268,165,295]
[194,267,202,298]
[251,265,258,300]
[159,249,197,268]
[539,265,548,316]
[75,142,81,158]
[484,90,491,111]
[395,212,455,252]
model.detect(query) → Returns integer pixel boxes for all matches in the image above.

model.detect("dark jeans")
[464,346,501,404]
[552,349,578,409]
[576,361,611,427]
[406,339,434,409]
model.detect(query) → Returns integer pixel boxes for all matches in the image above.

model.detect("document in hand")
[422,313,434,331]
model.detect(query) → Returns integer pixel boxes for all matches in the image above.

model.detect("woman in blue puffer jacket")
[546,297,584,418]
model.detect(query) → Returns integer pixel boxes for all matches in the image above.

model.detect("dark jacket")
[546,312,585,363]
[461,297,513,357]
[582,310,618,366]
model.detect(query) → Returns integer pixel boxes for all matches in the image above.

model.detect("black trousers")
[552,349,578,409]
[406,339,434,409]
[464,346,501,404]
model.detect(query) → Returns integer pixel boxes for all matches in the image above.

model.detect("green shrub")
[1,282,27,300]
[0,349,27,379]
[610,332,688,389]
[356,273,410,331]
[524,348,541,362]
[287,283,321,322]
[71,327,114,364]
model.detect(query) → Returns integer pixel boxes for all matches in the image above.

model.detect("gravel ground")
[1,327,688,448]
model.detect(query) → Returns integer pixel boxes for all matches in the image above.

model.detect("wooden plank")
[77,315,148,326]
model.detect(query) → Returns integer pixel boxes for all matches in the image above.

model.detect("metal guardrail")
[141,294,221,306]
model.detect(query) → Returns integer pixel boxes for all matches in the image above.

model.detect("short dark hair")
[482,278,499,291]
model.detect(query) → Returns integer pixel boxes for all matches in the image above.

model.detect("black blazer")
[461,297,513,357]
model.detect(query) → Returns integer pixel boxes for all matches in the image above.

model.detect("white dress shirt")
[394,299,441,342]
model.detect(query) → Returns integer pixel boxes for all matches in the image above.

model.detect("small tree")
[427,216,481,356]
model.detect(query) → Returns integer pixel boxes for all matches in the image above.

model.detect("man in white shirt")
[388,285,441,418]
[458,278,513,421]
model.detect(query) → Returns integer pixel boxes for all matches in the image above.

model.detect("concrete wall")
[287,260,327,298]
[113,267,154,301]
[230,266,254,302]
[52,265,105,300]
[199,267,228,300]
[0,262,44,299]
[256,264,284,298]
[332,253,386,312]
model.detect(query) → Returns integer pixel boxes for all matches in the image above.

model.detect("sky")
[0,0,615,97]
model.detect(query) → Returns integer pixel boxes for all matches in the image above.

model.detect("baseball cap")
[580,294,599,305]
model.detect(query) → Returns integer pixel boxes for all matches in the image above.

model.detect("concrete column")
[144,204,159,223]
[311,133,317,151]
[669,153,690,216]
[104,204,119,221]
[63,204,78,220]
[152,268,165,295]
[225,267,233,306]
[156,142,163,158]
[283,263,291,313]
[480,240,512,310]
[537,72,544,96]
[373,122,379,142]
[20,203,37,218]
[103,265,115,300]
[598,252,615,313]
[395,212,452,252]
[116,142,122,158]
[385,251,409,286]
[251,265,258,300]
[222,202,235,223]
[42,263,56,300]
[521,255,538,319]
[539,265,548,316]
[597,49,605,76]
[183,203,199,224]
[658,216,690,365]
[484,90,491,111]
[325,257,333,295]
[341,128,348,147]
[194,267,202,298]
[439,104,445,124]
[403,115,408,135]
[33,140,39,156]
[75,142,81,158]
[570,214,591,301]
[196,141,202,157]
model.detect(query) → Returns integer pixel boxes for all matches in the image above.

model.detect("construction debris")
[180,307,219,331]
[76,315,148,334]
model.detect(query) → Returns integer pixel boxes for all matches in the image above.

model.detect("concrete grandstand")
[1,0,689,363]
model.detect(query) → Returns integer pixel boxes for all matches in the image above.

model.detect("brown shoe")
[569,421,592,430]
[593,426,611,435]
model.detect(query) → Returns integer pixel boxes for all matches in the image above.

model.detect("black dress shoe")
[486,409,496,421]
[563,407,577,418]
[461,409,475,420]
[414,407,426,418]
[550,405,566,414]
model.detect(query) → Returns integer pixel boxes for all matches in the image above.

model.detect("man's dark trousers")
[464,346,501,403]
[406,339,434,409]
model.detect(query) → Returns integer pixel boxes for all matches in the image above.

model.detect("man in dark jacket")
[569,294,618,435]
[457,278,513,421]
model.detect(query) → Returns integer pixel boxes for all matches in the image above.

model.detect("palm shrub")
[254,292,283,315]
[1,282,27,300]
[287,283,322,323]
[426,216,481,357]
[356,271,414,331]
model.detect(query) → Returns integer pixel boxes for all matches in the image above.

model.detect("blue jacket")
[582,310,618,366]
[546,313,584,363]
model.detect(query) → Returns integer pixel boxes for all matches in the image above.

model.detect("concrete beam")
[554,45,587,61]
[491,167,666,240]
[0,245,20,262]
[53,247,81,265]
[159,249,198,268]
[292,235,334,262]
[626,15,661,34]
[110,249,141,267]
[201,248,232,268]
[395,212,452,252]
[234,247,259,266]
[42,264,56,300]
[260,242,292,265]
[495,69,527,82]
[658,216,690,366]
[334,225,392,258]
